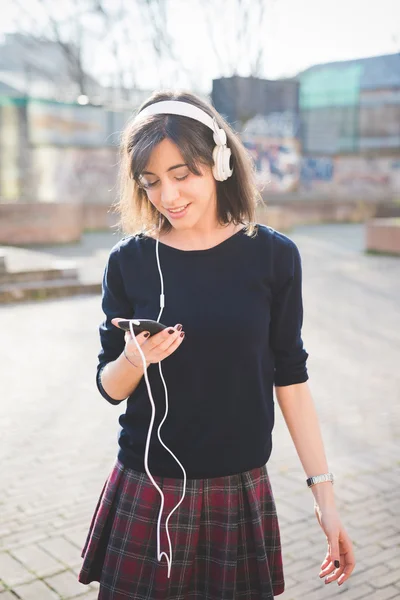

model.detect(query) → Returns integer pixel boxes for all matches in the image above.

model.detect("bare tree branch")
[201,0,270,79]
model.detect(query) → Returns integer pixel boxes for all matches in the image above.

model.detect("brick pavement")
[0,224,399,599]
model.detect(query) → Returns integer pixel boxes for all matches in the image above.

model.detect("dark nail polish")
[334,560,340,569]
[144,332,150,338]
[176,324,183,331]
[168,329,175,334]
[180,332,185,338]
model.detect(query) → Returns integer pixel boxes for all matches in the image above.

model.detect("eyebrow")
[142,163,188,176]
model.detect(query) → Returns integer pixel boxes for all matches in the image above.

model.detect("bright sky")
[1,0,399,92]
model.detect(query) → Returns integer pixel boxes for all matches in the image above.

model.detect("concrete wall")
[0,203,82,244]
[300,155,400,198]
[0,202,120,245]
[0,98,129,204]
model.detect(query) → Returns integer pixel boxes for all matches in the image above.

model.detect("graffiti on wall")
[242,136,301,192]
[243,112,299,138]
[299,156,400,196]
[301,157,334,188]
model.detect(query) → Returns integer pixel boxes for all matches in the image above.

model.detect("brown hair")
[114,90,261,236]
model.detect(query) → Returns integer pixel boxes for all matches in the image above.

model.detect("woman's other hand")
[315,504,355,586]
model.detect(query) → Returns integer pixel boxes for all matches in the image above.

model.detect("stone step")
[0,279,101,304]
[0,266,79,285]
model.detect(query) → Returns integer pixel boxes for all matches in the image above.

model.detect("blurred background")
[0,0,399,251]
[0,1,399,599]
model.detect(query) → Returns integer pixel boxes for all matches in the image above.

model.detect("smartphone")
[113,318,167,336]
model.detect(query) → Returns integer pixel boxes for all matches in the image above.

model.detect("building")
[298,53,400,155]
[211,75,299,130]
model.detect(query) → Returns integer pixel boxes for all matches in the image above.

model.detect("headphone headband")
[134,100,233,181]
[136,100,215,131]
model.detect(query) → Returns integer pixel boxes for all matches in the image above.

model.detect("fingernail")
[144,332,150,338]
[176,324,183,331]
[168,329,175,334]
[334,560,340,568]
[180,332,185,338]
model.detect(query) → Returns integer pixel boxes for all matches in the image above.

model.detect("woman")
[78,90,355,599]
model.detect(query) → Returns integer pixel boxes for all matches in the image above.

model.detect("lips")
[168,204,188,213]
[166,204,190,219]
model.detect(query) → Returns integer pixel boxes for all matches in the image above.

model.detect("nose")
[161,178,180,206]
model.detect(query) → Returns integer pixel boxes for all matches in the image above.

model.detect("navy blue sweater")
[96,224,309,479]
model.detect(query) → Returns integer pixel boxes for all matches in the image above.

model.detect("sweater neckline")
[143,226,247,255]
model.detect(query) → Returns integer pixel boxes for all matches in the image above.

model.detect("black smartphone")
[114,319,167,336]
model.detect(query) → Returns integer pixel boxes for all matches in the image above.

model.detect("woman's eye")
[140,173,188,188]
[142,180,158,189]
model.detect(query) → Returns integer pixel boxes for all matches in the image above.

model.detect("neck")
[159,223,242,251]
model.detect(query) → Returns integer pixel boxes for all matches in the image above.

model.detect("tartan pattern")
[78,459,285,599]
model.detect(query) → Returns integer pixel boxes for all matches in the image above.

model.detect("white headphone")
[128,239,185,581]
[134,100,234,182]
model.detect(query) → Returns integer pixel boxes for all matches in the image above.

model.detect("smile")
[166,204,190,218]
[168,205,188,213]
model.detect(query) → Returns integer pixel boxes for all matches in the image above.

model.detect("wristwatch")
[306,473,334,487]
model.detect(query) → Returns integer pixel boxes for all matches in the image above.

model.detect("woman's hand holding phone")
[112,318,185,368]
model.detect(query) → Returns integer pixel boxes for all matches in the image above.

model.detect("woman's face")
[140,138,218,232]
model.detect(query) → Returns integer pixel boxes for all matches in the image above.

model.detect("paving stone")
[361,546,400,567]
[44,570,88,598]
[372,569,400,589]
[371,586,400,600]
[278,576,326,599]
[380,534,400,549]
[38,538,82,568]
[0,553,35,587]
[63,530,87,552]
[13,579,59,600]
[324,583,373,599]
[341,563,390,588]
[10,545,63,578]
[79,591,100,600]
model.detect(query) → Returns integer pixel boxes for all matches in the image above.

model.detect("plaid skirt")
[78,458,285,599]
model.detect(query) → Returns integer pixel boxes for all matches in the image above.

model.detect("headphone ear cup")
[222,147,233,178]
[212,145,233,181]
[212,145,223,181]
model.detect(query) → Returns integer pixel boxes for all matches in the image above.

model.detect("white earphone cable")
[128,238,187,579]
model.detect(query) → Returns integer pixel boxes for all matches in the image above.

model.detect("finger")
[319,561,334,577]
[319,545,337,578]
[319,561,335,578]
[320,551,331,569]
[156,329,184,355]
[337,559,356,586]
[324,561,345,584]
[147,326,181,353]
[328,536,341,573]
[336,544,356,585]
[126,330,150,348]
[162,331,185,357]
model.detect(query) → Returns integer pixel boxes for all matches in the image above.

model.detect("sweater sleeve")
[96,244,134,404]
[270,237,309,387]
